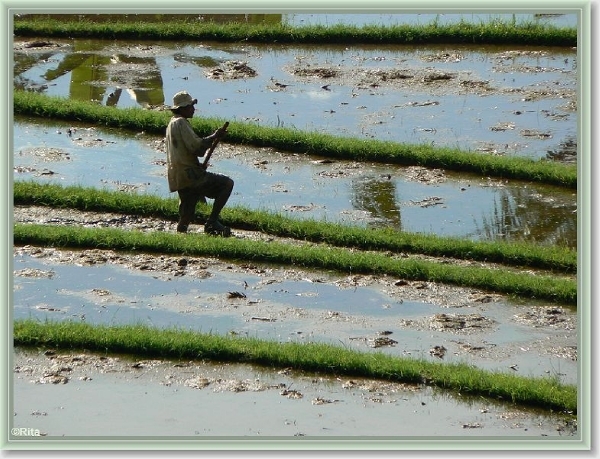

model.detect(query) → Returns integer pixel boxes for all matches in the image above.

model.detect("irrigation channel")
[10,13,581,443]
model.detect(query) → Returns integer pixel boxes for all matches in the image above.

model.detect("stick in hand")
[202,122,229,169]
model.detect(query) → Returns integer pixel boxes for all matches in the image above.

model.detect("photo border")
[1,0,594,453]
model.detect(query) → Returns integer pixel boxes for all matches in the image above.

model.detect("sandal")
[204,220,232,237]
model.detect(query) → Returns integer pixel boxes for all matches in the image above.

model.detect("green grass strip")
[13,319,578,413]
[13,16,577,46]
[14,91,577,188]
[14,181,578,274]
[13,223,577,305]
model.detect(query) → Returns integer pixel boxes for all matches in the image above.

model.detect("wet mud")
[11,19,580,440]
[13,347,577,438]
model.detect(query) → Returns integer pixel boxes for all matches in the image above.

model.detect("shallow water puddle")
[14,34,577,160]
[13,246,577,386]
[12,347,576,439]
[12,347,576,438]
[13,118,577,247]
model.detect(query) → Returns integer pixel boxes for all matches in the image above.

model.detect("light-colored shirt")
[165,115,212,192]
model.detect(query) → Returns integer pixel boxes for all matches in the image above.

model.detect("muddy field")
[11,27,581,442]
[12,230,578,439]
[15,39,577,109]
[12,345,577,439]
[14,37,577,161]
[13,206,577,380]
[9,213,582,439]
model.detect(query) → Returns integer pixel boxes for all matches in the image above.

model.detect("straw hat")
[170,91,197,109]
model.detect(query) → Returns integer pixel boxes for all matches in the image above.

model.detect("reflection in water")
[351,176,401,229]
[477,187,576,248]
[46,53,109,104]
[27,43,166,108]
[546,135,577,164]
[14,52,53,80]
[12,16,578,249]
[173,53,220,68]
[107,54,165,107]
[105,88,122,107]
[12,114,577,248]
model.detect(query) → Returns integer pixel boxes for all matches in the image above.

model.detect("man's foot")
[176,223,188,233]
[204,220,232,237]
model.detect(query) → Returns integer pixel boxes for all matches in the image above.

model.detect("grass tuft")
[13,319,578,413]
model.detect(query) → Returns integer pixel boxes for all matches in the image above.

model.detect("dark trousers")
[177,188,206,231]
[176,171,234,232]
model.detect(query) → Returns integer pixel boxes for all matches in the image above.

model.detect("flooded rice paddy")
[13,243,578,385]
[14,36,577,161]
[13,115,576,247]
[13,347,577,439]
[13,243,577,439]
[11,12,580,442]
[13,18,578,247]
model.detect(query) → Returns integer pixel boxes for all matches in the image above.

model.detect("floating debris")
[282,203,318,212]
[520,129,552,139]
[292,67,339,78]
[38,371,69,385]
[422,71,454,82]
[184,377,211,390]
[206,61,257,80]
[429,313,495,332]
[281,389,303,399]
[513,306,574,330]
[405,166,446,184]
[409,196,444,208]
[490,122,516,131]
[312,397,340,405]
[251,316,275,322]
[429,345,447,359]
[421,52,463,63]
[228,291,247,299]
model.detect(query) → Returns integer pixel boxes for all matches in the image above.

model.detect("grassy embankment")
[13,220,577,305]
[14,91,577,189]
[13,15,577,46]
[13,319,577,414]
[14,181,577,274]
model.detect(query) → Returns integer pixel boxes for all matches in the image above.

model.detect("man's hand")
[202,121,230,169]
[213,125,228,140]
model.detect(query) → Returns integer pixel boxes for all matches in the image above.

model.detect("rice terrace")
[8,8,591,448]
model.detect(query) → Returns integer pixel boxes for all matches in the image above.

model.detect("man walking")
[166,90,234,236]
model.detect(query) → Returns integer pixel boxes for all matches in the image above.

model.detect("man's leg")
[207,176,234,223]
[202,173,234,236]
[176,188,201,233]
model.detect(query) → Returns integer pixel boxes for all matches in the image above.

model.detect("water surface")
[13,117,577,247]
[14,32,577,160]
